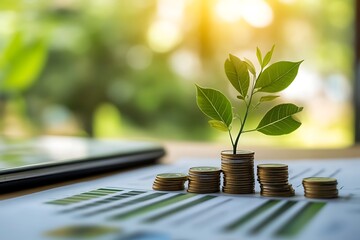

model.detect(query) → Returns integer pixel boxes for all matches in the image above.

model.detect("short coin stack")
[302,177,338,199]
[257,164,295,197]
[187,166,221,193]
[221,150,255,194]
[152,173,188,191]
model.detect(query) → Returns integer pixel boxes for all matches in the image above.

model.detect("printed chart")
[0,158,359,240]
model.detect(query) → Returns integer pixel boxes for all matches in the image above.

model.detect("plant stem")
[228,130,234,148]
[232,72,261,154]
[232,96,252,154]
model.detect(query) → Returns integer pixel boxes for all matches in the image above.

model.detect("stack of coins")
[221,150,255,194]
[152,173,188,191]
[187,166,221,193]
[257,164,295,197]
[303,177,338,199]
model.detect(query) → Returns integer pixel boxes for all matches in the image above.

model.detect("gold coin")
[304,194,338,199]
[261,192,294,197]
[303,177,337,184]
[223,185,254,188]
[257,170,288,174]
[258,175,289,179]
[260,184,292,189]
[258,173,288,176]
[189,166,221,173]
[257,163,288,168]
[224,172,254,175]
[156,173,188,179]
[223,187,255,190]
[222,164,254,167]
[188,174,220,179]
[222,160,254,163]
[221,150,254,155]
[257,168,288,171]
[223,189,255,194]
[303,187,338,192]
[188,187,220,190]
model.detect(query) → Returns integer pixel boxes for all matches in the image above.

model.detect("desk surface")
[1,141,359,200]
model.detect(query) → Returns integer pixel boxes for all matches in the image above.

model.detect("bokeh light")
[0,0,355,148]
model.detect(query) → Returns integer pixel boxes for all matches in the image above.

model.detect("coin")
[189,166,221,173]
[302,177,338,199]
[221,150,254,155]
[257,163,288,169]
[187,166,221,194]
[222,188,255,194]
[257,163,294,197]
[152,172,188,191]
[221,151,255,194]
[303,177,337,184]
[156,173,188,179]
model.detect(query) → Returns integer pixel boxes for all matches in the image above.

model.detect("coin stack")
[152,173,188,191]
[187,166,221,193]
[257,164,295,197]
[303,177,338,199]
[221,150,255,194]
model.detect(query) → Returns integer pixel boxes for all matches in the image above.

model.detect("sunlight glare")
[147,21,182,53]
[214,0,273,28]
[241,0,273,28]
[215,0,242,23]
[157,0,185,22]
[169,49,201,79]
[278,0,297,4]
[282,68,322,101]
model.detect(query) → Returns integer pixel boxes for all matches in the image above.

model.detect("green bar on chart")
[223,200,280,232]
[144,195,217,223]
[275,202,326,237]
[110,193,195,221]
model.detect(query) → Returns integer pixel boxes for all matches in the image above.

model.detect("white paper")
[0,158,359,240]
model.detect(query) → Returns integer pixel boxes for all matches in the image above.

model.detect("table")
[1,141,359,200]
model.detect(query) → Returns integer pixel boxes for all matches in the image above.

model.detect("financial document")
[0,158,359,240]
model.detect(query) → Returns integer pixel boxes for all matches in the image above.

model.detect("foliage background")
[0,0,354,147]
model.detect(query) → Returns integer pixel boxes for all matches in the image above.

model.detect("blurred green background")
[0,0,354,147]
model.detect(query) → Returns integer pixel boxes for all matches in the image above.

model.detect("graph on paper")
[0,158,359,240]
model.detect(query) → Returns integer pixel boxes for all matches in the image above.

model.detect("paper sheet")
[0,158,359,240]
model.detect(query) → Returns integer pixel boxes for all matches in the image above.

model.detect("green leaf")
[224,54,249,98]
[0,32,22,69]
[256,103,303,135]
[255,61,303,93]
[0,34,47,93]
[208,120,229,132]
[244,58,256,75]
[195,85,233,128]
[260,95,280,102]
[262,45,275,68]
[256,47,262,66]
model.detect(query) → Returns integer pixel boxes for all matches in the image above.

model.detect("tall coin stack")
[221,150,255,194]
[187,167,221,193]
[257,164,295,197]
[302,177,338,199]
[152,173,188,191]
